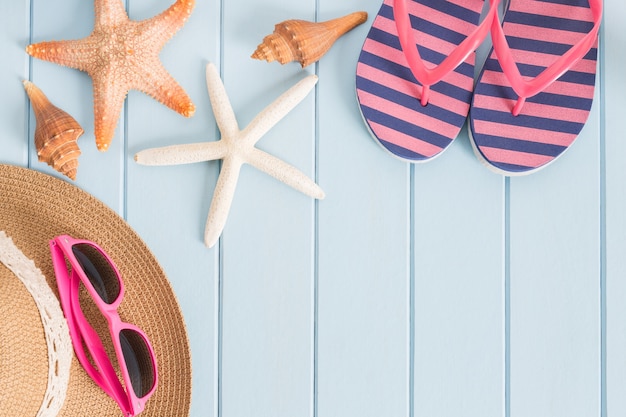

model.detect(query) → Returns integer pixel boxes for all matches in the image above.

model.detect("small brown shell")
[23,80,83,180]
[251,11,368,68]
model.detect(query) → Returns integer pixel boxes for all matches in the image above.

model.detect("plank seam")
[504,176,511,417]
[409,163,415,417]
[313,3,320,416]
[26,0,34,168]
[598,16,607,417]
[216,1,225,417]
[122,0,130,220]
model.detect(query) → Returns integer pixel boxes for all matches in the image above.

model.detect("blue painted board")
[0,2,30,165]
[219,1,317,417]
[604,1,626,416]
[125,1,222,416]
[317,1,412,416]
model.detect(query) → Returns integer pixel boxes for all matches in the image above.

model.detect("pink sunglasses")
[49,235,158,416]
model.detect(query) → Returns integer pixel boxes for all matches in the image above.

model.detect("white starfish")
[135,63,325,248]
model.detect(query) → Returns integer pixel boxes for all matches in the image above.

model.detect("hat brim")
[0,164,191,417]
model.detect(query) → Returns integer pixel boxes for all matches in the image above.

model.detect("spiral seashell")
[23,80,83,180]
[251,11,368,68]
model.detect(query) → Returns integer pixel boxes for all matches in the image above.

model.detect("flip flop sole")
[356,0,485,162]
[469,0,598,175]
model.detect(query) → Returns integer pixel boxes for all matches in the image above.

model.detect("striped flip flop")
[356,0,499,162]
[469,0,602,175]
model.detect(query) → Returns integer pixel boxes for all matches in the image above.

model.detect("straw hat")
[0,164,191,417]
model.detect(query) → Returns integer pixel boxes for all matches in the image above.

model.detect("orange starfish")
[26,0,196,151]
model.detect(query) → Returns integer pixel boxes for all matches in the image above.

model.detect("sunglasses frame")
[49,234,158,417]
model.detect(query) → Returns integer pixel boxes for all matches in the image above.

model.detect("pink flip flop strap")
[492,0,603,115]
[394,0,501,106]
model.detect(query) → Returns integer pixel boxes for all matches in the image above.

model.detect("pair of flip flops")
[356,0,602,175]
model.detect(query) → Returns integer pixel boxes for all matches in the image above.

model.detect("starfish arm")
[135,141,227,165]
[132,62,195,118]
[241,74,318,147]
[26,0,196,153]
[26,39,97,72]
[246,148,325,199]
[205,156,243,248]
[206,63,239,139]
[92,72,128,151]
[94,0,129,28]
[139,0,195,45]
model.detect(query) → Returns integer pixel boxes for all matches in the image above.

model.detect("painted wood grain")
[125,1,221,417]
[604,1,626,416]
[412,132,505,417]
[219,1,317,417]
[317,1,410,416]
[0,2,30,165]
[508,99,601,416]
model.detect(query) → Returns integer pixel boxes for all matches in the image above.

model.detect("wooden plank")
[410,4,506,412]
[412,132,505,416]
[317,1,410,416]
[219,2,316,416]
[603,1,626,415]
[508,95,601,415]
[410,4,507,412]
[0,2,30,165]
[29,0,125,213]
[125,1,220,416]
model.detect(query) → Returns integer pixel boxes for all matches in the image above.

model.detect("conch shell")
[23,80,83,180]
[251,11,368,67]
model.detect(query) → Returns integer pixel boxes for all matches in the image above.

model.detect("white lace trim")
[0,231,73,417]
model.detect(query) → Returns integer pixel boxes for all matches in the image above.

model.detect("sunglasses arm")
[68,270,133,413]
[49,241,132,414]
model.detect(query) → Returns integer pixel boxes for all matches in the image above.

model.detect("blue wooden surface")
[1,1,623,416]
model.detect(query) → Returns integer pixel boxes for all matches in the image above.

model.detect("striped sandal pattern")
[356,0,498,162]
[469,0,602,175]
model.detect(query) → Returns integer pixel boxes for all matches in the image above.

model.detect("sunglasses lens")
[119,329,156,398]
[72,243,121,304]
